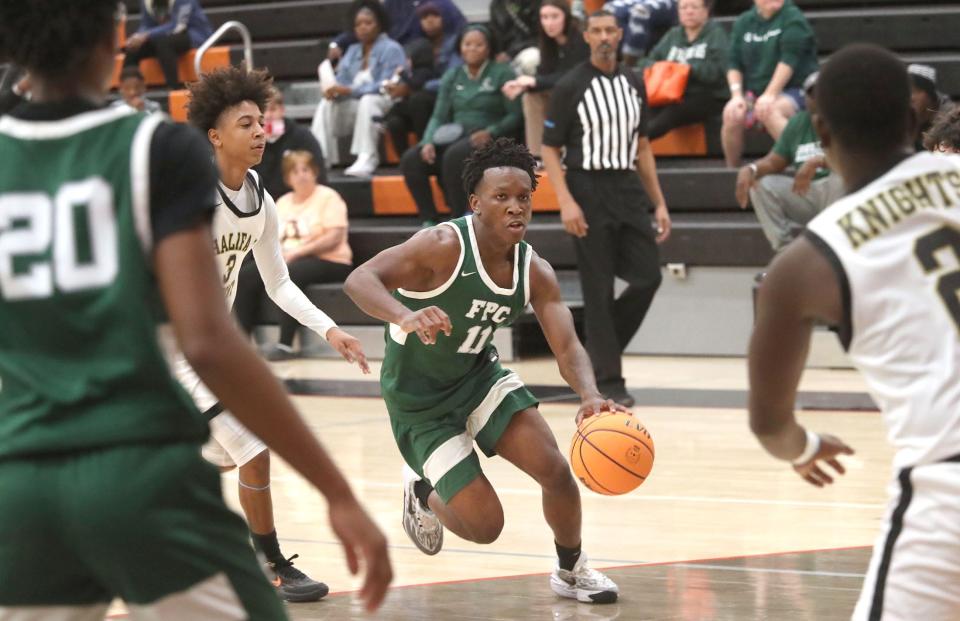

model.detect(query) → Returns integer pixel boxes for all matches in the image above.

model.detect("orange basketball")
[569,412,655,496]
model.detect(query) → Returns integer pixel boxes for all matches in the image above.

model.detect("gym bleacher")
[118,0,959,357]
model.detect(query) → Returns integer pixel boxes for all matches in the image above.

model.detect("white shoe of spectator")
[344,152,379,177]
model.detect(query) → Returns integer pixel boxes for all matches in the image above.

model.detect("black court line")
[283,379,878,411]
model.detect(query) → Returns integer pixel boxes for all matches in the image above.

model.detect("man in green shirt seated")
[734,72,844,251]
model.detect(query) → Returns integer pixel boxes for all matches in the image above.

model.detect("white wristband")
[792,428,821,465]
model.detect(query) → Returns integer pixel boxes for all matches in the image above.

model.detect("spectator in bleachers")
[908,63,945,152]
[311,0,406,177]
[123,0,213,89]
[923,104,960,153]
[722,0,817,167]
[234,151,353,360]
[501,0,590,160]
[255,87,328,201]
[735,72,843,251]
[603,0,677,66]
[382,2,463,154]
[401,25,521,226]
[490,0,541,70]
[636,0,728,140]
[327,0,466,61]
[112,66,162,113]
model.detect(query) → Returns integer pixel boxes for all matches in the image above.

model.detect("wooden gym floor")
[114,356,892,619]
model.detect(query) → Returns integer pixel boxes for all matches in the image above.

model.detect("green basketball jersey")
[0,107,207,459]
[380,216,533,421]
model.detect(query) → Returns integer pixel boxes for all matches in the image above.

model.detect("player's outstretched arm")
[252,193,369,372]
[155,224,392,611]
[344,227,455,345]
[528,254,627,424]
[748,236,855,484]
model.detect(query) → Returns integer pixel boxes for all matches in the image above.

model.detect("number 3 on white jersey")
[0,177,118,300]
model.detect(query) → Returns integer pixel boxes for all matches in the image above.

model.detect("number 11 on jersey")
[457,325,494,354]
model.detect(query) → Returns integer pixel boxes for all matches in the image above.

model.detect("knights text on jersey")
[806,152,960,468]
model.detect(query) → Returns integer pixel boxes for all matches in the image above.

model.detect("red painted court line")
[323,543,873,597]
[102,543,872,616]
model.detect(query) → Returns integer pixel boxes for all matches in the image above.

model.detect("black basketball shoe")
[269,554,329,603]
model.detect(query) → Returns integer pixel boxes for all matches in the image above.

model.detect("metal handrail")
[194,20,253,77]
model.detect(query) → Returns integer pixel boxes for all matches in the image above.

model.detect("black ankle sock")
[556,541,582,571]
[413,479,434,509]
[251,530,285,565]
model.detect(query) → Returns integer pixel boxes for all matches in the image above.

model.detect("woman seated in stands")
[722,0,817,167]
[501,0,589,162]
[637,0,728,140]
[234,151,353,360]
[123,0,213,89]
[400,25,521,227]
[311,0,406,177]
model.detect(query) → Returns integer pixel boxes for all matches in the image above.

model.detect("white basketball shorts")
[852,457,960,620]
[171,353,267,469]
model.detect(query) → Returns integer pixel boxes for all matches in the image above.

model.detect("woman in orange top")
[234,151,353,359]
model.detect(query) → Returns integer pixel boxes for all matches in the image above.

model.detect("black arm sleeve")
[149,122,218,243]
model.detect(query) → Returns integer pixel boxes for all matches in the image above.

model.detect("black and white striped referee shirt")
[542,61,649,171]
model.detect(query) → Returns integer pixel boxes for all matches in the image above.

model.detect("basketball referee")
[542,9,671,407]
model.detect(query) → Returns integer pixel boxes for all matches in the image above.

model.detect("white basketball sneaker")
[550,553,619,604]
[402,464,444,556]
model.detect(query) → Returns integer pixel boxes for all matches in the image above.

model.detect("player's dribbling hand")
[575,395,631,426]
[328,497,393,612]
[327,327,370,374]
[399,306,452,345]
[792,433,855,487]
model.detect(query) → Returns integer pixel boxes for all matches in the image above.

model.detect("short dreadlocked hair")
[462,138,539,196]
[923,104,960,152]
[0,0,116,78]
[187,67,273,133]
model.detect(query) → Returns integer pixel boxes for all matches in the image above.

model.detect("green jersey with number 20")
[0,107,206,459]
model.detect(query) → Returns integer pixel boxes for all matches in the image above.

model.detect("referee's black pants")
[567,169,662,394]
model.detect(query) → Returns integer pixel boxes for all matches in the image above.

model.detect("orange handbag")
[643,61,691,107]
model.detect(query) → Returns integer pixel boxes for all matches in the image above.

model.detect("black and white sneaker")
[550,554,619,604]
[269,554,329,603]
[402,464,443,555]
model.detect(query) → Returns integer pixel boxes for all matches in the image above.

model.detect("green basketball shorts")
[388,368,539,503]
[0,442,286,620]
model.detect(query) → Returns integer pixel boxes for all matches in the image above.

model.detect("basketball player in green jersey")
[346,138,625,604]
[0,1,390,618]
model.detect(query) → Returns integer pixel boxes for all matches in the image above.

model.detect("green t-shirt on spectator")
[421,61,522,146]
[728,0,818,94]
[773,110,828,179]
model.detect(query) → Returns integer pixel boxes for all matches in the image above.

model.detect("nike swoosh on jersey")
[461,271,476,277]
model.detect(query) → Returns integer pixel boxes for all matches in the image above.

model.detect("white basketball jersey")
[212,171,266,308]
[806,152,960,469]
